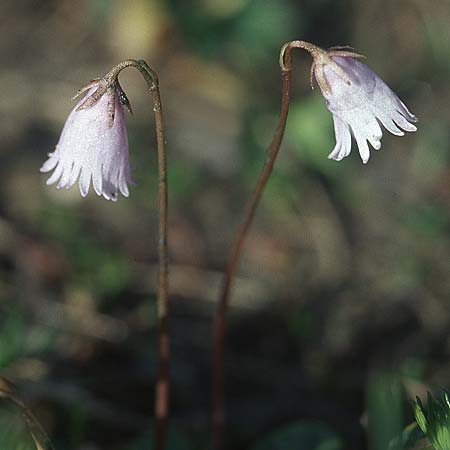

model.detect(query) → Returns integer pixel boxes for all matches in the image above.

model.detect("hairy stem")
[103,59,170,450]
[147,66,170,450]
[211,42,301,450]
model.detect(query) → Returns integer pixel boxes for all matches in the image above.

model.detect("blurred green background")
[0,0,449,449]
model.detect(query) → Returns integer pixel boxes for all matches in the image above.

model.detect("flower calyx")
[310,45,365,96]
[279,40,365,96]
[73,67,134,128]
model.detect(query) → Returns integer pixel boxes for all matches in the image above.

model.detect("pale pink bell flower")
[41,81,133,201]
[311,47,417,163]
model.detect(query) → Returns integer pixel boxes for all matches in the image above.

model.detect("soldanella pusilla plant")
[38,40,418,450]
[40,59,171,450]
[211,39,417,450]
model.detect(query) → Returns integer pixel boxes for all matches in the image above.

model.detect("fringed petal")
[41,83,132,200]
[317,53,417,163]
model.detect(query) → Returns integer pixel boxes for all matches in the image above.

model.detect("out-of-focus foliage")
[0,409,36,450]
[388,423,425,450]
[413,392,450,450]
[0,0,449,449]
[250,422,343,450]
[367,373,404,450]
[128,430,192,450]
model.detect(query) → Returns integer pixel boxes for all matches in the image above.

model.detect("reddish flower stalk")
[139,60,171,450]
[144,61,171,450]
[211,41,295,450]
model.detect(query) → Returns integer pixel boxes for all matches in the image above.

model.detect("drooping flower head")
[303,43,417,163]
[41,76,133,201]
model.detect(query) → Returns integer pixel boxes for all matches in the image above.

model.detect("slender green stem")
[101,59,170,450]
[210,42,300,450]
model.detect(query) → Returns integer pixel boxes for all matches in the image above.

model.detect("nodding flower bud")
[41,78,133,201]
[292,42,418,164]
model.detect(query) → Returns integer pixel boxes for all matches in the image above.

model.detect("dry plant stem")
[100,60,170,450]
[211,41,305,450]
